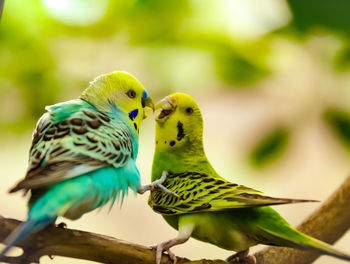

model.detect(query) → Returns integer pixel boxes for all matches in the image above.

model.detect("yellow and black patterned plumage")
[148,171,317,215]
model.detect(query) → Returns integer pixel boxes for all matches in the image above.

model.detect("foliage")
[1,0,350,165]
[249,127,289,167]
[324,109,350,151]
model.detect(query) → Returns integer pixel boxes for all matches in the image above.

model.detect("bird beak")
[142,97,154,119]
[155,95,177,121]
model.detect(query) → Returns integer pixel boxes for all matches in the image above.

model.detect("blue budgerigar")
[0,71,164,257]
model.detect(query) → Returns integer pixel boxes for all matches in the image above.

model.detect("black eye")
[186,107,193,115]
[127,90,136,98]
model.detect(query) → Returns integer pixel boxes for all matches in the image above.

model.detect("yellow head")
[155,93,204,152]
[80,71,154,133]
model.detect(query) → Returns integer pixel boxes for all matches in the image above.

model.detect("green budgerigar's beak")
[155,95,177,122]
[142,96,155,119]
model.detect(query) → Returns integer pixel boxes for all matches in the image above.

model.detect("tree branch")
[1,175,349,264]
[255,174,350,263]
[0,215,226,264]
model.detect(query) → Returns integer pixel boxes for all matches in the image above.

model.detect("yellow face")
[81,71,154,134]
[155,93,203,150]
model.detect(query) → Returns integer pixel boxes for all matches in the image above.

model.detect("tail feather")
[0,216,55,258]
[258,224,350,261]
[302,236,350,261]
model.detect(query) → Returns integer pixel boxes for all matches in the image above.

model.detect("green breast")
[151,149,216,181]
[163,215,180,230]
[180,211,259,252]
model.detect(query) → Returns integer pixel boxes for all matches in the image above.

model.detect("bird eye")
[127,90,136,98]
[186,107,193,115]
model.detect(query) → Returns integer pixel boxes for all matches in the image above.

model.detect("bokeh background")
[1,0,350,263]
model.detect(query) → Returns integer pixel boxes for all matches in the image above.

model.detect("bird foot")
[226,250,256,264]
[139,171,179,199]
[149,243,177,264]
[57,222,67,229]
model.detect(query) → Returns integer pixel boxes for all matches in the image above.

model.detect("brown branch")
[1,175,349,264]
[0,216,226,264]
[254,174,350,264]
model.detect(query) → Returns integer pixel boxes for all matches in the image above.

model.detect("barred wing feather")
[149,172,317,215]
[10,107,133,193]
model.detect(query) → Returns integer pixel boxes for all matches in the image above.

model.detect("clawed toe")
[139,171,179,199]
[227,256,256,264]
[149,244,157,250]
[165,248,177,263]
[57,222,67,229]
[153,243,177,264]
[151,229,192,264]
[226,250,256,264]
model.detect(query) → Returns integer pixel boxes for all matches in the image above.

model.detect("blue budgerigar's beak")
[141,90,154,119]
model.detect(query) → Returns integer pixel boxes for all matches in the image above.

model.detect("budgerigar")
[148,93,350,264]
[0,71,167,258]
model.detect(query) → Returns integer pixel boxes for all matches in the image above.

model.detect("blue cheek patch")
[142,90,148,99]
[129,109,139,121]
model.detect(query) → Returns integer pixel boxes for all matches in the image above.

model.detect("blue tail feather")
[0,216,55,258]
[1,160,141,258]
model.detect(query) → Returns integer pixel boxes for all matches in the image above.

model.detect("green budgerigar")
[148,93,350,264]
[0,71,174,258]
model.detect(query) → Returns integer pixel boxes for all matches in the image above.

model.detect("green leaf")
[249,128,289,168]
[334,45,350,71]
[287,0,350,36]
[215,48,269,87]
[324,109,350,150]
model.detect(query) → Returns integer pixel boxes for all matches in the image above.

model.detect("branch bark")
[0,215,226,264]
[254,174,350,264]
[1,175,349,264]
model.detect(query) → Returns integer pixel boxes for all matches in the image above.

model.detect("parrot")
[148,92,350,264]
[0,71,174,258]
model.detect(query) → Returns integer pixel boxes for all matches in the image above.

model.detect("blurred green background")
[1,0,350,263]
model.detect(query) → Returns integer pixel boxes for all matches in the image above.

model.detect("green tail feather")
[258,224,350,261]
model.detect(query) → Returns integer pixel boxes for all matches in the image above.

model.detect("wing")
[148,172,317,215]
[10,105,133,193]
